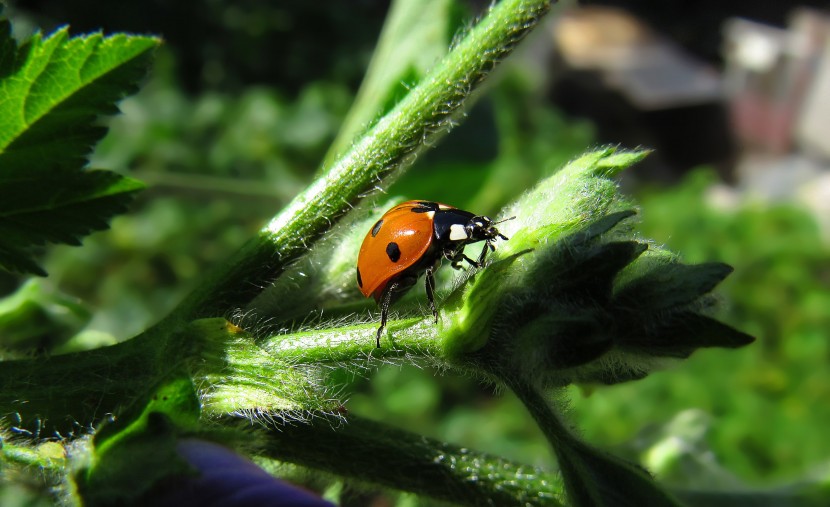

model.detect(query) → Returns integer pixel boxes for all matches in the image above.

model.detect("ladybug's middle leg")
[425,266,438,323]
[447,249,480,269]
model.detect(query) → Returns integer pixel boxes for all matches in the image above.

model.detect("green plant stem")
[503,374,682,507]
[252,413,566,507]
[320,0,457,170]
[165,0,552,322]
[499,375,574,450]
[261,317,439,363]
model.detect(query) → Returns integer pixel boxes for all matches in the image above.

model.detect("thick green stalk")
[253,413,566,506]
[166,0,552,321]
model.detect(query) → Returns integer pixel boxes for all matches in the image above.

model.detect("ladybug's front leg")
[376,280,399,348]
[476,240,496,266]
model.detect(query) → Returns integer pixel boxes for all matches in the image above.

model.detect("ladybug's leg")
[447,250,480,269]
[425,266,438,323]
[377,281,399,348]
[476,240,496,266]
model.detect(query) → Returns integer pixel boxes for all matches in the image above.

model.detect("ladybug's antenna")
[493,216,515,241]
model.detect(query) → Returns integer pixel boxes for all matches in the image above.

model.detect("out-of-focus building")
[723,8,830,235]
[549,6,733,183]
[548,5,830,235]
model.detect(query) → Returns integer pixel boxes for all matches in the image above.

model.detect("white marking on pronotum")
[449,224,468,241]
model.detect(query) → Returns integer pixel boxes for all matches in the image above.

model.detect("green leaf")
[0,171,143,241]
[0,239,45,275]
[594,149,652,178]
[0,170,145,275]
[571,210,638,244]
[0,16,159,275]
[0,22,159,171]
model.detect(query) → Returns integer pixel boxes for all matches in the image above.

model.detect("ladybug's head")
[467,216,510,243]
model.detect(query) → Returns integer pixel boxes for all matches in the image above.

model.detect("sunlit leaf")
[0,17,159,275]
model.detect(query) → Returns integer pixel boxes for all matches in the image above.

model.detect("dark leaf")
[0,171,144,274]
[622,312,755,357]
[615,262,734,313]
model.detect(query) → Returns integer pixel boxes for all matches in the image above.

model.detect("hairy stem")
[252,413,566,507]
[261,317,439,363]
[165,0,553,322]
[501,376,577,450]
[503,375,681,507]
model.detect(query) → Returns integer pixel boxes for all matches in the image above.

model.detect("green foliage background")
[1,1,828,504]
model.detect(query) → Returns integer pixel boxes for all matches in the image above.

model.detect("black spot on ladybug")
[356,267,363,288]
[386,242,401,262]
[371,219,383,237]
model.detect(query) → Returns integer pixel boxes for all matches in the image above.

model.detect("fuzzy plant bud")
[439,148,753,386]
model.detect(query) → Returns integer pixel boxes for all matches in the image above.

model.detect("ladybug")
[357,200,509,347]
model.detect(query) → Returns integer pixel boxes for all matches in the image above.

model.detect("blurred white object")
[552,7,723,110]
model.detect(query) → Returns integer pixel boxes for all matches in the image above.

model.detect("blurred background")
[2,0,829,501]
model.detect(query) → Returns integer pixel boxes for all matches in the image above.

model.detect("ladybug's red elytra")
[357,200,510,347]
